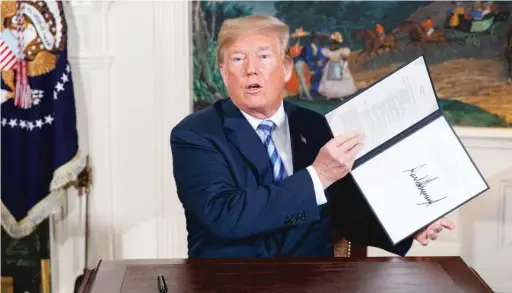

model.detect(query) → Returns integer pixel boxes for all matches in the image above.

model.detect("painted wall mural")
[192,1,512,128]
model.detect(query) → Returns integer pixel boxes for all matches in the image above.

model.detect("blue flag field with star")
[1,0,85,239]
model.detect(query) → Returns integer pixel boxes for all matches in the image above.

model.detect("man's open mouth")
[247,83,262,90]
[246,83,262,93]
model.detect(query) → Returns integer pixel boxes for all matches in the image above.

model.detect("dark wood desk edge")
[103,256,461,265]
[90,257,494,293]
[436,257,494,293]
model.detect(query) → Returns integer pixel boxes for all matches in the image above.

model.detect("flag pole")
[73,156,93,293]
[39,218,50,293]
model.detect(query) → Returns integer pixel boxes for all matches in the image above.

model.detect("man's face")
[220,31,292,118]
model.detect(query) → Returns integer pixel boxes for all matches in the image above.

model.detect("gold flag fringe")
[1,150,88,239]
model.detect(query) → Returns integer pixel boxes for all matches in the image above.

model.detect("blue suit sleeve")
[170,128,321,241]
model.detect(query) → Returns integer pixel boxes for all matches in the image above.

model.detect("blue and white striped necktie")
[257,120,288,181]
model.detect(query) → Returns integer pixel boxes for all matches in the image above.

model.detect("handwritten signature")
[403,164,446,206]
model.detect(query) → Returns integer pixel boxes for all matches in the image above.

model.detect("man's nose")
[244,56,257,75]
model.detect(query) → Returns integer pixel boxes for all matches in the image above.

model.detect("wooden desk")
[83,257,493,293]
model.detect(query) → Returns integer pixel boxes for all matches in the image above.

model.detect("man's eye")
[260,54,270,59]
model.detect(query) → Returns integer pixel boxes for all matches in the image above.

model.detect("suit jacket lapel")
[222,99,274,183]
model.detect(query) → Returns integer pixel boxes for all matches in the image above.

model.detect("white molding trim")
[498,180,512,251]
[69,56,113,69]
[454,126,512,140]
[63,1,113,56]
[65,1,113,13]
[456,128,512,149]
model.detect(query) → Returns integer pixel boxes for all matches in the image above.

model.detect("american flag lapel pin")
[300,134,307,144]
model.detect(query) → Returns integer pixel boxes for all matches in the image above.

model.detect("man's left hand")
[414,217,455,246]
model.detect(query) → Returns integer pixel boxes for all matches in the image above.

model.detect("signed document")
[326,56,439,161]
[325,56,489,245]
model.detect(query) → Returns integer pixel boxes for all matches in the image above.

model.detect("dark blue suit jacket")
[170,98,413,258]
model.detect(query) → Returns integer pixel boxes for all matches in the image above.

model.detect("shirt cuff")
[306,165,328,206]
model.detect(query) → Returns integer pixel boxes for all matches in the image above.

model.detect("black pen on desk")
[158,274,168,293]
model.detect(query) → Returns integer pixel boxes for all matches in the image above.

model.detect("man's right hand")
[312,131,365,189]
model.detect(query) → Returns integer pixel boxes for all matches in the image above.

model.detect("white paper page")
[325,56,439,159]
[351,116,488,244]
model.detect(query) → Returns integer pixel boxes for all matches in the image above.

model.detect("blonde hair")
[216,15,290,67]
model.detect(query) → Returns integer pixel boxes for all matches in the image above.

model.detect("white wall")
[50,2,512,293]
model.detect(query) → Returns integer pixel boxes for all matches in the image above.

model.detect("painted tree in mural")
[192,1,253,103]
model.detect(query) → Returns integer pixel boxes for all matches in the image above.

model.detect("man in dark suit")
[171,15,454,258]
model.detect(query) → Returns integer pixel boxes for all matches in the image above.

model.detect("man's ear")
[283,57,293,83]
[219,63,227,85]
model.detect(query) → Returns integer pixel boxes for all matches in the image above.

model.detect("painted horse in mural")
[351,28,400,63]
[392,21,450,51]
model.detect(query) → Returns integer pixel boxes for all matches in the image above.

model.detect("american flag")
[0,39,17,71]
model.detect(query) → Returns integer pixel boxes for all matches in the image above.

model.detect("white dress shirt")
[240,102,328,206]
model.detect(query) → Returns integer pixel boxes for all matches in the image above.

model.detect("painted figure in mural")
[284,28,313,100]
[474,0,484,14]
[422,16,435,37]
[483,2,490,16]
[473,1,492,19]
[306,30,329,92]
[318,32,358,99]
[449,2,465,28]
[376,24,385,43]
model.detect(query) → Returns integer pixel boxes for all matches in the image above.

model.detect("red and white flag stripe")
[0,40,17,71]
